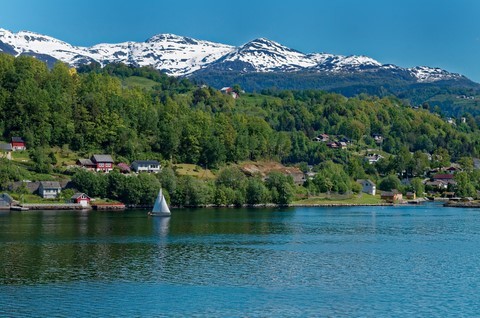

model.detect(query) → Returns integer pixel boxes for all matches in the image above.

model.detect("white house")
[131,160,161,173]
[365,153,384,164]
[357,179,376,195]
[38,181,61,199]
[0,143,12,160]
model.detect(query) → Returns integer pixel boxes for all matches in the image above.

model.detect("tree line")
[2,55,480,202]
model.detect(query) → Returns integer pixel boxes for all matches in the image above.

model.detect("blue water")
[1,203,480,317]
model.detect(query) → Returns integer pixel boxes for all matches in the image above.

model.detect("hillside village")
[1,55,480,209]
[1,129,477,210]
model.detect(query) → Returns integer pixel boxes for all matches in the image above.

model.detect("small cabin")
[313,134,329,142]
[381,190,403,203]
[406,192,416,200]
[70,193,91,207]
[365,153,384,164]
[11,137,26,151]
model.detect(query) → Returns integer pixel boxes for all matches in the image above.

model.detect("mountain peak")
[146,33,197,44]
[0,27,468,82]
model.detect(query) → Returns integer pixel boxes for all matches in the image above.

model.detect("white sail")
[150,189,171,216]
[160,193,170,213]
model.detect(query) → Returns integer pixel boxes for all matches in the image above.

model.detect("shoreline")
[4,199,435,211]
[443,202,480,208]
[3,202,412,211]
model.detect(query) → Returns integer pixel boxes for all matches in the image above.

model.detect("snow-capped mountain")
[0,28,467,83]
[210,38,317,72]
[0,28,234,76]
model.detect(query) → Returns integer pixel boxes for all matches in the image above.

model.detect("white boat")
[148,189,171,217]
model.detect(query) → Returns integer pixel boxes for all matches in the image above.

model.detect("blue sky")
[2,0,480,82]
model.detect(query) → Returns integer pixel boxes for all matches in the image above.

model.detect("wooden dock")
[92,203,126,210]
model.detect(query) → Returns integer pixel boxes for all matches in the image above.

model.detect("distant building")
[365,153,384,164]
[445,166,459,175]
[131,160,161,173]
[91,154,114,172]
[357,179,376,195]
[70,193,91,207]
[381,190,403,203]
[11,137,26,151]
[76,158,96,171]
[0,143,12,160]
[220,87,239,99]
[38,181,61,199]
[0,193,16,207]
[432,174,455,182]
[77,155,114,172]
[425,180,448,190]
[372,134,383,143]
[313,134,329,142]
[406,192,416,200]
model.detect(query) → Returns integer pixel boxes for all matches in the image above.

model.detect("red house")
[11,137,26,151]
[77,154,114,172]
[71,193,91,207]
[91,154,114,172]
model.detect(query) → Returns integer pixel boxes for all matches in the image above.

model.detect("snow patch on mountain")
[0,28,466,82]
[217,38,317,72]
[408,66,463,83]
[0,29,234,76]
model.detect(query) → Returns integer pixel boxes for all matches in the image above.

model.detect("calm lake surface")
[1,203,480,317]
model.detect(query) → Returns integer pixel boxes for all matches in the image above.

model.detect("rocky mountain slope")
[0,28,468,84]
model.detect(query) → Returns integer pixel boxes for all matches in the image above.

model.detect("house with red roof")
[11,137,26,151]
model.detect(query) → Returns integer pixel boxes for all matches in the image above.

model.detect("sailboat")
[148,189,171,217]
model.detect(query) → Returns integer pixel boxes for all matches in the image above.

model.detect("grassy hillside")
[122,76,158,90]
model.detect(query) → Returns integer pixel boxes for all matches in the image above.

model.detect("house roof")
[11,137,24,143]
[0,143,12,151]
[433,174,454,180]
[71,192,90,199]
[357,179,375,186]
[91,154,114,163]
[381,191,401,197]
[40,181,61,189]
[132,160,160,166]
[77,158,94,166]
[425,180,447,186]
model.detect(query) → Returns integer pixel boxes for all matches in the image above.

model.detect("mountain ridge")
[0,28,470,84]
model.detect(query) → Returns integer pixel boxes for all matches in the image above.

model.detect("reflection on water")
[1,204,480,316]
[152,216,170,237]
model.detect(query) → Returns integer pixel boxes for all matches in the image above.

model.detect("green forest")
[1,54,480,205]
